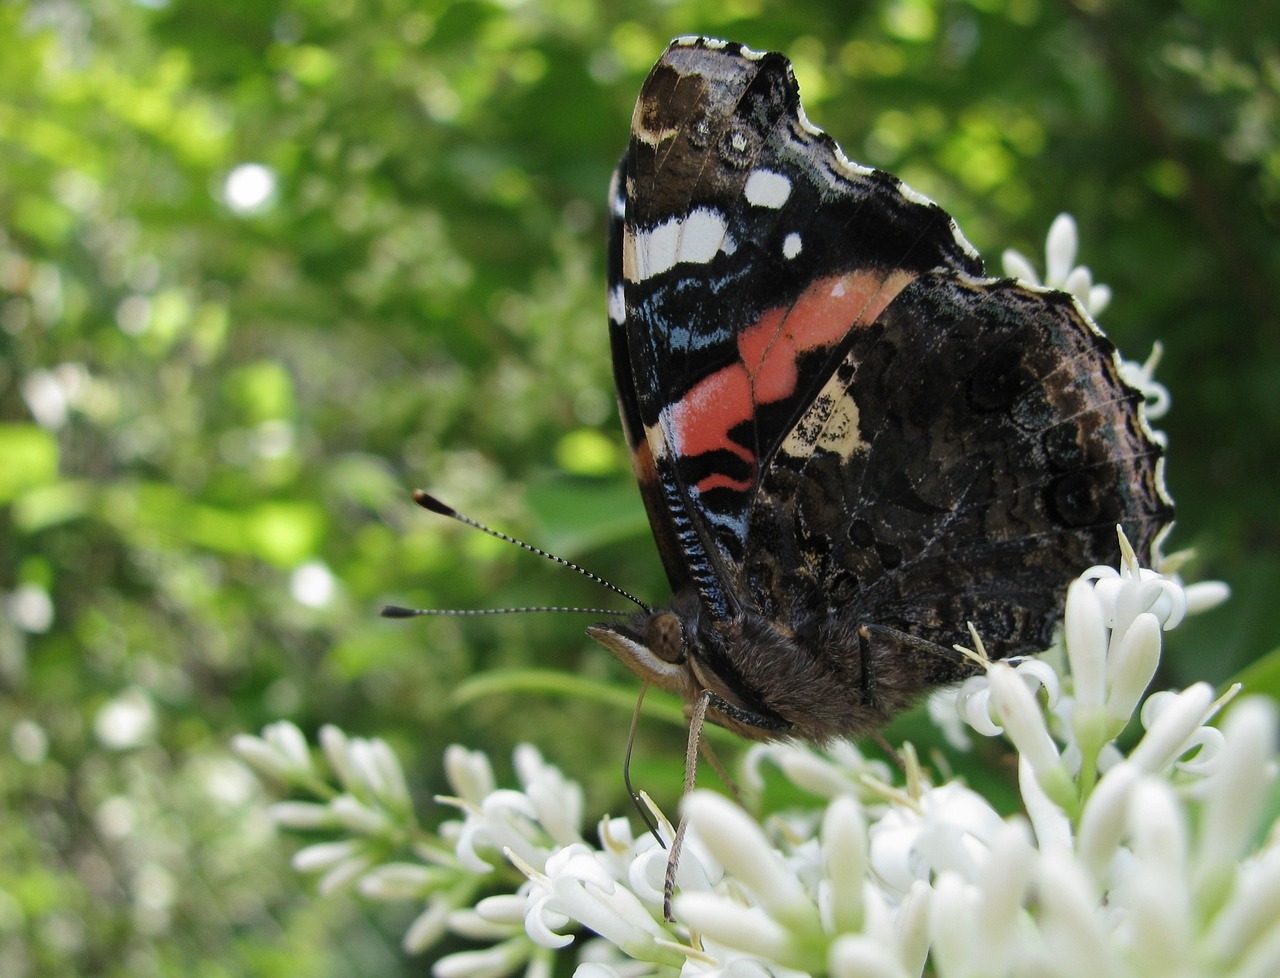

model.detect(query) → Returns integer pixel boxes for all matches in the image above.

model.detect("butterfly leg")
[663,688,716,922]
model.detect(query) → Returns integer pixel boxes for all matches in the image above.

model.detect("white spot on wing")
[608,169,626,218]
[744,169,792,208]
[783,233,802,259]
[628,208,734,282]
[678,209,729,265]
[608,284,626,324]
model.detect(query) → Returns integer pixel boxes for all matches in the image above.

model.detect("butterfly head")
[588,587,796,741]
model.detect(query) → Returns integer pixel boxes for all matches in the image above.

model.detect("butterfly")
[587,36,1173,744]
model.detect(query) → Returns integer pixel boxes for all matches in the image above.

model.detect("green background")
[1,0,1276,974]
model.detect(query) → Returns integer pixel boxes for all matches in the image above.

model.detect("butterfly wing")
[743,271,1173,667]
[608,37,983,622]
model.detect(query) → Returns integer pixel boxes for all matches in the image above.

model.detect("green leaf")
[0,424,59,503]
[1229,646,1280,703]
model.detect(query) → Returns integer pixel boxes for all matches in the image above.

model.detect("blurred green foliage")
[0,0,1275,974]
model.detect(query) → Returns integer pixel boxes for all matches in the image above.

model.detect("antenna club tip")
[412,489,456,517]
[380,605,418,618]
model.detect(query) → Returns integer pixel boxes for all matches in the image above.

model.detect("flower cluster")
[235,531,1272,978]
[232,216,1274,977]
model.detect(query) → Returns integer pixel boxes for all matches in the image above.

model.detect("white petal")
[1036,850,1112,974]
[433,941,523,978]
[955,677,1002,736]
[1130,683,1215,773]
[829,934,910,978]
[822,796,868,932]
[403,898,452,954]
[1063,265,1094,305]
[1076,761,1141,878]
[1088,283,1111,315]
[318,853,374,895]
[893,880,933,977]
[232,734,292,780]
[572,966,624,978]
[1045,213,1079,285]
[268,801,338,830]
[369,737,412,811]
[1197,698,1277,876]
[975,819,1035,963]
[293,839,360,873]
[447,908,517,940]
[1001,248,1041,284]
[264,720,313,772]
[987,664,1064,783]
[673,891,791,960]
[1122,780,1192,974]
[331,794,389,835]
[1104,612,1162,731]
[445,744,497,804]
[1201,852,1280,970]
[475,893,529,926]
[320,725,356,790]
[1065,578,1108,710]
[929,872,980,974]
[359,862,437,900]
[682,791,812,919]
[524,891,575,949]
[1183,580,1230,615]
[1018,755,1073,853]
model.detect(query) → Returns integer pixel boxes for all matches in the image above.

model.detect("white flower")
[868,780,1008,898]
[359,862,445,901]
[925,686,972,751]
[291,839,374,895]
[433,937,529,978]
[514,743,586,848]
[241,531,1267,978]
[1002,213,1112,317]
[741,738,892,800]
[1129,683,1222,774]
[445,744,498,806]
[232,720,314,783]
[517,843,679,965]
[403,897,453,954]
[1121,342,1173,421]
[268,800,339,830]
[319,724,412,816]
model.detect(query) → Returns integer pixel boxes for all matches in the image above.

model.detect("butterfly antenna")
[379,489,652,619]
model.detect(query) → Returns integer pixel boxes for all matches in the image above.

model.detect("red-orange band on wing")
[666,268,915,486]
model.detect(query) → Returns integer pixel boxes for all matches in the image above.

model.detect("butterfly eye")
[647,612,686,664]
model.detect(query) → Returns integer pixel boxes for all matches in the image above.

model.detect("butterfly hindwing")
[743,273,1171,674]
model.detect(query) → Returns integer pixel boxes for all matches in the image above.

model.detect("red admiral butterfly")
[587,36,1173,743]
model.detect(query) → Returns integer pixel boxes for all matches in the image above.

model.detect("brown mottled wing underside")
[743,271,1173,673]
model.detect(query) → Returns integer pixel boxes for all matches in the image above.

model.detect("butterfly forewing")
[608,38,986,620]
